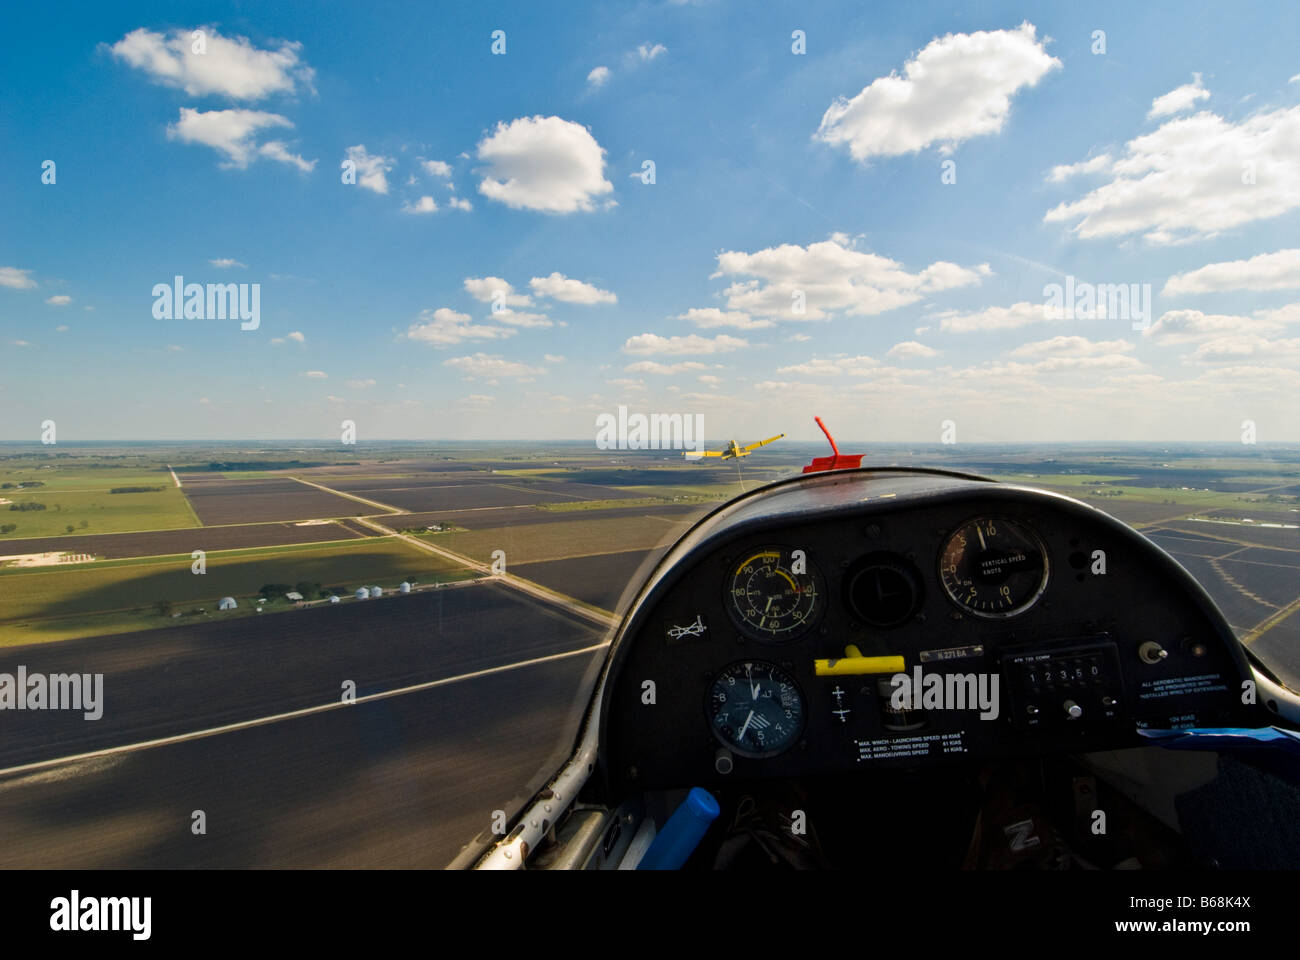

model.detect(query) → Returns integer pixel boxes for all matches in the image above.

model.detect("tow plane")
[683,433,783,461]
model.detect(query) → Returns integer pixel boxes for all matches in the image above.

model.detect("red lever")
[802,417,864,473]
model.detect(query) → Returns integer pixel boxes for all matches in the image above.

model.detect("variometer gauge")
[724,546,823,641]
[707,660,805,758]
[939,517,1049,618]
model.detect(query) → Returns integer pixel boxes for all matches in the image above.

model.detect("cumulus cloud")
[529,272,617,304]
[492,309,553,329]
[209,258,247,269]
[45,295,72,306]
[402,195,437,214]
[475,116,614,213]
[1143,308,1294,344]
[713,233,989,321]
[637,43,667,61]
[107,26,315,100]
[168,108,312,170]
[1046,154,1112,183]
[1044,102,1300,245]
[420,159,452,178]
[816,22,1059,160]
[346,378,376,388]
[932,301,1049,333]
[464,277,532,307]
[1148,73,1210,119]
[623,333,748,355]
[1163,249,1300,295]
[1008,336,1134,358]
[678,308,774,330]
[448,196,473,211]
[344,145,393,194]
[443,353,545,380]
[405,307,516,346]
[587,66,611,88]
[0,267,36,289]
[776,355,878,376]
[302,370,327,378]
[625,360,710,375]
[258,140,315,171]
[886,340,938,358]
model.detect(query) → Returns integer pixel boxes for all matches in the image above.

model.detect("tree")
[155,599,174,617]
[65,524,75,533]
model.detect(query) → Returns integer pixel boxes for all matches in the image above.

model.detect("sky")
[2,0,1299,444]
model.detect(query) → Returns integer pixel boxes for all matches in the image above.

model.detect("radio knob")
[1063,700,1083,720]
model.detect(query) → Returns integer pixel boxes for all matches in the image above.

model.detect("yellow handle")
[814,652,904,676]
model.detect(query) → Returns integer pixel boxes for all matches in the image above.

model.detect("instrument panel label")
[919,644,985,663]
[856,730,966,761]
[1137,673,1227,700]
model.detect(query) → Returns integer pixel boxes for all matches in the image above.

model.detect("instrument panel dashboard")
[598,469,1261,792]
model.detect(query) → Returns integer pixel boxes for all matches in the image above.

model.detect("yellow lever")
[814,645,904,677]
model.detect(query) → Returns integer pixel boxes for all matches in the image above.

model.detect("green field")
[0,538,474,642]
[0,464,198,538]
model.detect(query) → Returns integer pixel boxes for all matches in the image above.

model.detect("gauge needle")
[747,665,759,699]
[977,526,987,550]
[764,596,774,614]
[737,710,755,741]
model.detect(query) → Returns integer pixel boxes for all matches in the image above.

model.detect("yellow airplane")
[684,433,784,461]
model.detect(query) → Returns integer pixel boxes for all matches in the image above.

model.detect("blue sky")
[2,1,1299,443]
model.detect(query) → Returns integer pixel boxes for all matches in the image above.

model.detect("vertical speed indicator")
[939,517,1049,618]
[725,547,823,641]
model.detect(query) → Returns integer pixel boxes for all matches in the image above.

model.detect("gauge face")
[939,517,1049,618]
[725,547,823,641]
[707,660,805,758]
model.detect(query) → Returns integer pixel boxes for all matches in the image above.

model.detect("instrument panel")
[598,469,1262,791]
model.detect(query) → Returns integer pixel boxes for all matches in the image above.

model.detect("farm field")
[511,548,667,613]
[431,513,692,566]
[0,485,199,538]
[374,501,709,532]
[182,478,372,524]
[0,518,366,561]
[0,538,473,645]
[325,479,636,513]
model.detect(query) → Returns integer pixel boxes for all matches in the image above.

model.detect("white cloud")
[346,378,376,388]
[443,353,544,380]
[933,301,1048,333]
[344,145,393,194]
[475,116,614,213]
[886,340,938,358]
[638,43,667,62]
[1008,336,1134,358]
[1163,249,1300,295]
[464,277,532,307]
[402,195,437,214]
[458,394,495,407]
[1148,73,1210,119]
[258,140,315,171]
[302,370,327,379]
[714,234,989,321]
[1189,335,1300,362]
[623,333,748,356]
[448,196,473,211]
[816,22,1059,160]
[11,340,32,347]
[45,295,72,306]
[1047,154,1112,183]
[107,26,314,100]
[678,308,774,330]
[1044,103,1300,245]
[287,330,305,343]
[777,355,878,376]
[168,108,310,170]
[493,309,553,329]
[529,272,617,304]
[1144,308,1293,344]
[625,360,710,375]
[406,307,515,346]
[698,374,722,385]
[209,258,247,269]
[0,267,36,289]
[56,325,68,332]
[587,66,611,88]
[419,158,452,178]
[543,354,565,363]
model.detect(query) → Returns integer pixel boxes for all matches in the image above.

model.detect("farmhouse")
[285,591,304,603]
